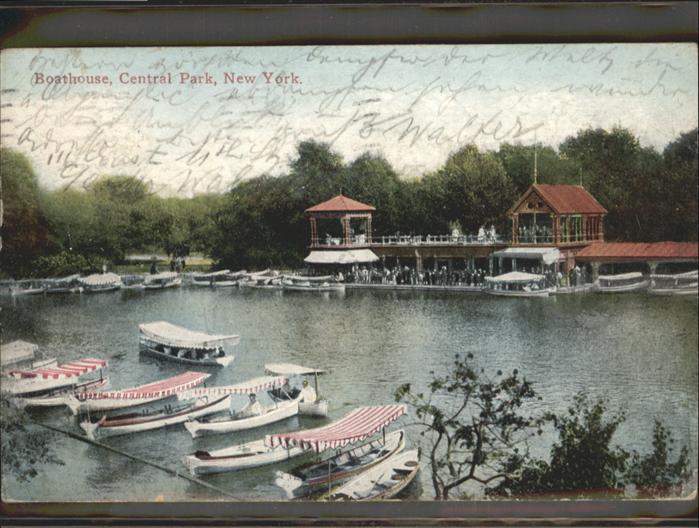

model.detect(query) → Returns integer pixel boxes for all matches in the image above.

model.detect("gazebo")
[304,195,379,268]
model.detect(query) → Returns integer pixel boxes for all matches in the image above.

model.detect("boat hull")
[596,280,649,293]
[80,395,231,440]
[185,398,300,437]
[484,288,554,298]
[139,344,234,368]
[327,449,420,501]
[183,439,309,475]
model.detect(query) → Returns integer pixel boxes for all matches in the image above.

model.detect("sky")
[1,44,697,196]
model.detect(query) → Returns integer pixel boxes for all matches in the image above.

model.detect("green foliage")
[0,148,49,277]
[0,392,64,482]
[626,420,691,498]
[489,394,630,498]
[395,353,541,500]
[31,252,101,277]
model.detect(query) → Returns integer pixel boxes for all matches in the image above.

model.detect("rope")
[34,421,241,500]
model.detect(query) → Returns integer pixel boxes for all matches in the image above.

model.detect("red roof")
[306,195,375,213]
[510,184,607,215]
[576,242,699,261]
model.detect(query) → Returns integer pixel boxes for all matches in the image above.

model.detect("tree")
[488,394,630,498]
[0,392,63,482]
[0,148,49,277]
[625,420,691,498]
[394,353,541,500]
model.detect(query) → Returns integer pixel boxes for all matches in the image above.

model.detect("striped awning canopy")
[76,371,209,400]
[265,404,406,452]
[182,375,287,399]
[8,358,107,380]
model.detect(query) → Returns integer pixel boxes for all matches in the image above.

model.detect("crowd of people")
[347,265,490,287]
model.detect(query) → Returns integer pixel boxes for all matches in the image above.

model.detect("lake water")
[1,287,697,501]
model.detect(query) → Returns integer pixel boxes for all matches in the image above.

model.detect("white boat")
[79,273,123,292]
[271,405,407,498]
[239,270,284,289]
[649,270,698,296]
[483,271,555,297]
[10,280,46,296]
[120,275,146,290]
[552,283,594,295]
[326,449,420,501]
[177,375,291,437]
[3,357,108,397]
[80,394,231,440]
[190,269,244,287]
[282,275,345,292]
[144,271,182,289]
[185,396,300,438]
[596,272,649,293]
[138,321,238,367]
[64,371,210,415]
[44,274,82,294]
[19,377,110,408]
[183,438,309,476]
[265,362,329,417]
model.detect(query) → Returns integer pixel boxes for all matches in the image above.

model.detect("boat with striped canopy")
[64,371,210,415]
[181,375,294,438]
[272,405,407,498]
[183,404,405,477]
[79,273,123,292]
[138,321,238,367]
[3,358,108,397]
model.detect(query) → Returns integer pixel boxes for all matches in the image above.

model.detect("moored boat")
[239,270,283,289]
[326,449,420,501]
[282,275,345,292]
[9,280,46,296]
[271,404,407,498]
[190,269,243,287]
[179,375,293,437]
[144,271,182,289]
[138,321,238,367]
[265,362,329,417]
[19,377,110,408]
[44,274,82,294]
[79,273,123,292]
[80,393,231,440]
[3,358,108,397]
[483,271,555,297]
[648,270,698,296]
[64,371,210,415]
[596,272,649,293]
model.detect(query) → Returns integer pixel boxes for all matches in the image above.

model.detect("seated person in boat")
[236,393,263,418]
[299,380,317,403]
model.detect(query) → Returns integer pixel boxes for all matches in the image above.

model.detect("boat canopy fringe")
[486,271,545,283]
[7,358,107,380]
[180,375,288,399]
[76,371,209,400]
[78,273,122,286]
[139,321,240,349]
[265,404,406,452]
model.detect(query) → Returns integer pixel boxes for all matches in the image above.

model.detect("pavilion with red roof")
[304,195,379,267]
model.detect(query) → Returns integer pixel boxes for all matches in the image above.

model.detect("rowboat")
[483,271,555,297]
[19,377,110,408]
[326,449,420,501]
[191,269,244,287]
[64,371,210,415]
[79,273,123,292]
[184,404,406,478]
[144,271,182,289]
[271,405,407,498]
[648,270,698,296]
[183,438,309,476]
[44,274,82,294]
[80,394,231,440]
[282,275,345,292]
[139,321,238,367]
[265,362,329,417]
[596,272,649,293]
[178,375,292,437]
[3,358,108,397]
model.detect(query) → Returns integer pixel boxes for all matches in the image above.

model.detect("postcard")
[0,44,697,508]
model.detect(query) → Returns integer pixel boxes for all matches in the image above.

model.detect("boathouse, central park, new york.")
[301,184,698,279]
